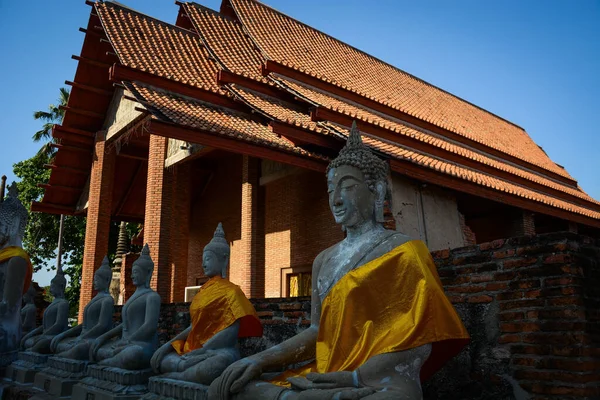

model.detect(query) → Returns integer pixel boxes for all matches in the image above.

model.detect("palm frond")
[33,111,54,121]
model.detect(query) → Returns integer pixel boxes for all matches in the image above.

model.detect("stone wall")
[115,232,599,399]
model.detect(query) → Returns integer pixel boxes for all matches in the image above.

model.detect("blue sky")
[0,0,598,284]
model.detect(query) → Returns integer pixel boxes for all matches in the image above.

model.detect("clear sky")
[0,0,598,284]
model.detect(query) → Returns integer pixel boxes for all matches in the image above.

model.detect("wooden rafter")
[31,202,76,215]
[59,105,104,120]
[65,80,113,97]
[44,164,89,175]
[37,183,82,193]
[51,143,91,154]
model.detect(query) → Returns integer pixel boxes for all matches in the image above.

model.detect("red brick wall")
[119,252,139,303]
[264,169,343,297]
[79,134,115,323]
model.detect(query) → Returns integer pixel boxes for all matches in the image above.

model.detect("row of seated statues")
[2,124,470,399]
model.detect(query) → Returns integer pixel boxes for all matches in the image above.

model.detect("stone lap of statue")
[0,182,33,357]
[49,256,114,359]
[150,223,263,385]
[21,267,69,354]
[209,122,470,400]
[21,284,37,335]
[89,244,160,370]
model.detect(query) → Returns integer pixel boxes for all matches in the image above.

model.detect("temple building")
[33,0,600,317]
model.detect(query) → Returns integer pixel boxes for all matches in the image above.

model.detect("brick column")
[79,134,115,322]
[143,135,172,301]
[169,162,190,302]
[232,156,263,297]
[119,252,139,303]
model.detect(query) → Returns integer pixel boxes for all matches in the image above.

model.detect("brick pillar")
[119,252,139,303]
[143,135,172,301]
[79,134,115,322]
[233,156,262,298]
[169,162,190,302]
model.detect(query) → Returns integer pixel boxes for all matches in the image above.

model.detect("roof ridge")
[233,0,527,132]
[187,1,240,24]
[101,1,201,38]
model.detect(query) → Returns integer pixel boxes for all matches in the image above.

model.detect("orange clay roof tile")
[229,0,572,180]
[96,2,224,94]
[126,82,326,161]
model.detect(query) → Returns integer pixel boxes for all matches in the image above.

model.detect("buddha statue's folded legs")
[95,339,156,370]
[161,347,240,385]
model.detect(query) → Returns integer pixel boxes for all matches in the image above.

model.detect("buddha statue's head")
[326,122,389,230]
[203,223,229,278]
[23,284,36,304]
[50,268,67,299]
[94,256,113,292]
[132,244,154,288]
[0,182,28,248]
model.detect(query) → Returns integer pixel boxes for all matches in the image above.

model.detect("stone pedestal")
[0,350,18,375]
[71,364,154,400]
[32,356,88,398]
[141,377,209,400]
[4,352,48,384]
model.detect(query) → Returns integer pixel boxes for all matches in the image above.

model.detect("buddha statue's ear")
[375,180,387,223]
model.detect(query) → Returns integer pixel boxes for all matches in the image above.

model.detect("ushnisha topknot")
[204,223,230,257]
[327,121,388,192]
[96,256,113,281]
[0,182,28,238]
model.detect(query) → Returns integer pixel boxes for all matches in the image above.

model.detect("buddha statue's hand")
[296,387,375,400]
[288,372,357,390]
[208,357,262,400]
[150,342,173,373]
[50,334,65,353]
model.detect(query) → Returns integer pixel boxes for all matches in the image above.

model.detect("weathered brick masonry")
[118,232,599,399]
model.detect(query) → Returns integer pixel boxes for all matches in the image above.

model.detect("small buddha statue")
[89,244,160,370]
[20,267,69,354]
[21,284,37,335]
[0,182,33,355]
[49,256,114,359]
[210,122,470,400]
[150,223,263,385]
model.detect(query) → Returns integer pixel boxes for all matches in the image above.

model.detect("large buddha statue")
[49,256,114,359]
[150,223,263,385]
[89,244,160,370]
[210,123,470,400]
[21,267,69,353]
[0,182,33,356]
[21,284,37,335]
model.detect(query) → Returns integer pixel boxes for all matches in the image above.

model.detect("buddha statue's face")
[327,165,376,228]
[203,250,225,278]
[131,263,149,287]
[94,270,111,292]
[0,219,10,247]
[50,278,65,298]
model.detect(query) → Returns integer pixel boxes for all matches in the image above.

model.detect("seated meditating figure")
[49,256,114,359]
[21,268,69,354]
[21,284,37,335]
[150,223,263,385]
[210,122,470,400]
[0,182,33,355]
[89,244,160,370]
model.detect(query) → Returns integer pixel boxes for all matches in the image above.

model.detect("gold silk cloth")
[274,240,469,386]
[0,246,33,294]
[172,276,263,355]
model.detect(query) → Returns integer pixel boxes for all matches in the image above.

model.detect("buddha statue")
[21,284,37,335]
[20,267,69,354]
[150,223,263,385]
[0,182,33,356]
[210,122,470,400]
[89,244,160,370]
[49,256,114,359]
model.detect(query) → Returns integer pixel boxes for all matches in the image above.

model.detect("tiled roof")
[96,2,224,94]
[126,82,327,161]
[275,76,599,206]
[228,0,572,180]
[182,3,266,83]
[327,123,600,220]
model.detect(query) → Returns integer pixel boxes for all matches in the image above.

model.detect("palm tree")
[32,87,70,157]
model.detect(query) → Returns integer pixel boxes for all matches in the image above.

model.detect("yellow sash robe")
[0,246,33,294]
[172,276,263,355]
[274,240,469,385]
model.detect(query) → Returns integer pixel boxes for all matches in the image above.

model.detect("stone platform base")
[0,350,19,371]
[32,356,89,398]
[4,352,49,384]
[141,377,209,400]
[71,365,154,400]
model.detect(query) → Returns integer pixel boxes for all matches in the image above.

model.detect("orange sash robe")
[274,240,469,385]
[0,246,33,294]
[172,276,263,355]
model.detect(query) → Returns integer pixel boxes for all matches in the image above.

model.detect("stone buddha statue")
[20,267,69,354]
[150,223,263,385]
[210,122,470,400]
[89,244,160,370]
[21,284,37,335]
[0,182,33,357]
[49,256,114,359]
